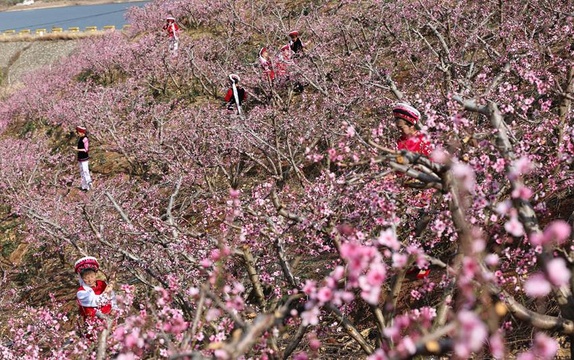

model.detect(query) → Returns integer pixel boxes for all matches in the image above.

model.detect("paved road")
[0,1,149,32]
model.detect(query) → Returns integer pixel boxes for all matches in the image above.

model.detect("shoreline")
[2,0,144,12]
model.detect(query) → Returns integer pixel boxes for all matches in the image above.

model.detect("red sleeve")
[174,24,179,31]
[224,89,233,102]
[93,280,107,295]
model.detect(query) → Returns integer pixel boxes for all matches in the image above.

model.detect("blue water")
[0,1,149,32]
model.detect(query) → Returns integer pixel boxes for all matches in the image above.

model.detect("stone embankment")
[0,40,77,87]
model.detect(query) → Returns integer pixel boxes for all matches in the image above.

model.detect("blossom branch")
[458,96,574,334]
[271,188,305,222]
[201,284,246,329]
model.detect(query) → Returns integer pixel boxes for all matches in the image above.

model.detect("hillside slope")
[1,1,574,359]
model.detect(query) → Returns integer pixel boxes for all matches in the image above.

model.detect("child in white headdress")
[75,256,116,320]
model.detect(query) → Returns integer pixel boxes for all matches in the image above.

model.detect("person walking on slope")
[224,74,246,114]
[73,126,92,192]
[163,16,180,56]
[75,256,116,321]
[392,103,433,279]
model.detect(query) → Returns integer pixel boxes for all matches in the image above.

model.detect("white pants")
[78,161,92,190]
[169,38,179,56]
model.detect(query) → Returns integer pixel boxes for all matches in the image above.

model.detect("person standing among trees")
[288,30,304,55]
[75,256,116,333]
[392,103,433,279]
[224,74,246,114]
[258,47,275,84]
[275,44,293,80]
[163,16,180,57]
[73,126,92,192]
[393,102,432,156]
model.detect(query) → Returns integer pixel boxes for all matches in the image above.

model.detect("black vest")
[228,87,245,105]
[77,136,89,161]
[290,38,303,53]
[234,88,245,105]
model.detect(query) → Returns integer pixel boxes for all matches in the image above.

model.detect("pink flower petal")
[546,258,571,286]
[524,274,551,298]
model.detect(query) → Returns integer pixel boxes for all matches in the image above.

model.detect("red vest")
[77,280,112,318]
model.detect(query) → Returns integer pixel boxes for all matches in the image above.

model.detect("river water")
[0,1,149,32]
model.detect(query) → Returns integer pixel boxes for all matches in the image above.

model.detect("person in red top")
[75,256,116,322]
[393,102,432,156]
[392,103,433,279]
[224,74,246,114]
[258,47,275,84]
[275,44,293,80]
[163,16,180,56]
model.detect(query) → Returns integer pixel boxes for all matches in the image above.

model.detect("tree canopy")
[1,0,573,359]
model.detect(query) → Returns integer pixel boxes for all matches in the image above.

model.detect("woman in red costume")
[393,102,432,156]
[392,103,433,279]
[163,16,180,56]
[258,47,275,84]
[75,256,116,321]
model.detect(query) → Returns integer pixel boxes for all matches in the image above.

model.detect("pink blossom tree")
[1,0,574,359]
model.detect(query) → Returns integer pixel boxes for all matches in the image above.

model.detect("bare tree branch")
[27,209,88,256]
[485,279,574,333]
[282,324,308,360]
[242,246,267,308]
[327,304,374,355]
[166,176,183,239]
[96,317,114,360]
[105,192,133,225]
